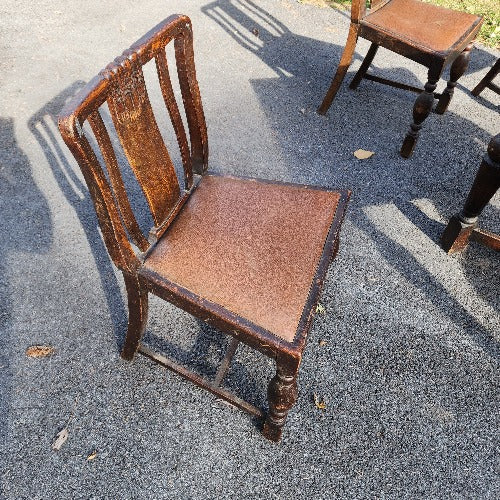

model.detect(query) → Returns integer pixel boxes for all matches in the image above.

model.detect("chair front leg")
[441,134,500,253]
[400,68,441,158]
[435,43,473,114]
[262,358,300,442]
[121,272,149,361]
[318,23,360,115]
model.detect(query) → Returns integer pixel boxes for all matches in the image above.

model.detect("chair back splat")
[59,15,350,442]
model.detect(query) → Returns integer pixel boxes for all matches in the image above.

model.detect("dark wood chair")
[441,134,500,253]
[472,58,500,98]
[58,15,350,441]
[318,0,483,158]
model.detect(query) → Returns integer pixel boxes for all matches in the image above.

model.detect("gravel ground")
[1,1,499,498]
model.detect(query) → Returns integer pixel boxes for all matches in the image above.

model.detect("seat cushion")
[142,174,341,343]
[363,0,481,53]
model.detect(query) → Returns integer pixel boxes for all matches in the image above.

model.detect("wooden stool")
[441,134,500,253]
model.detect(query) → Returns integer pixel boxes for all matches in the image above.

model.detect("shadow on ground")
[0,117,53,495]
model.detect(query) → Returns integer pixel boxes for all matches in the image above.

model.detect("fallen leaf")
[52,428,69,451]
[313,393,326,410]
[318,339,327,347]
[87,450,98,461]
[354,149,375,159]
[26,345,55,358]
[315,304,326,315]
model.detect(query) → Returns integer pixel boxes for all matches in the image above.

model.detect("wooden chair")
[441,134,500,254]
[58,15,350,441]
[318,0,483,158]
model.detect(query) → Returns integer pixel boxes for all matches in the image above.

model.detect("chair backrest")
[58,15,208,273]
[351,0,392,22]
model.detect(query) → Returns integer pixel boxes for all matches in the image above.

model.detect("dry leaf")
[354,149,375,159]
[313,393,326,410]
[52,428,69,451]
[318,339,327,347]
[26,345,55,358]
[315,304,326,315]
[87,450,98,461]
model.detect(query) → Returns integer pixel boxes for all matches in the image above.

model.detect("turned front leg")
[262,360,299,442]
[436,43,473,114]
[441,134,500,253]
[400,70,440,158]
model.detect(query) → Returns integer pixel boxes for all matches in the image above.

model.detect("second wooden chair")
[318,0,483,158]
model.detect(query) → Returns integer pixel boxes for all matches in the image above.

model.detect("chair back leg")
[349,43,379,90]
[121,273,149,361]
[318,23,360,114]
[436,43,473,114]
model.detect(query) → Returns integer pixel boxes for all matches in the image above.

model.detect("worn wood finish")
[471,58,500,97]
[318,0,483,158]
[441,134,500,254]
[58,15,351,441]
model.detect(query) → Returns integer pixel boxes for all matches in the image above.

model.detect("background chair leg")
[435,43,473,114]
[472,57,500,97]
[318,24,359,115]
[349,43,379,90]
[441,134,500,253]
[400,70,440,158]
[262,359,299,442]
[121,273,149,361]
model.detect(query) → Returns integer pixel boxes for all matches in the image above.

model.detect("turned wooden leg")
[472,58,500,97]
[436,43,473,114]
[400,69,441,158]
[349,43,379,90]
[318,23,359,115]
[441,134,500,253]
[121,273,149,361]
[262,359,299,442]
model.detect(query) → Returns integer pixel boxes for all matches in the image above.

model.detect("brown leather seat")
[58,15,350,442]
[363,0,480,54]
[318,0,483,158]
[142,174,341,343]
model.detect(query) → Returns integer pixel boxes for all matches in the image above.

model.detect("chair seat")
[363,0,481,54]
[141,174,341,343]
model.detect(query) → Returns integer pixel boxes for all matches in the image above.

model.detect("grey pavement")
[1,0,499,498]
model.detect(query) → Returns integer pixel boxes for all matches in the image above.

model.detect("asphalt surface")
[1,0,499,498]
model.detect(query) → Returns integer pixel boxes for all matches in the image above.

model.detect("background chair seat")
[363,0,480,54]
[141,174,341,343]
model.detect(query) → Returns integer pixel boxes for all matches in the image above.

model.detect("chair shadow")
[202,0,365,104]
[28,83,128,351]
[143,320,267,410]
[0,117,53,495]
[201,0,499,358]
